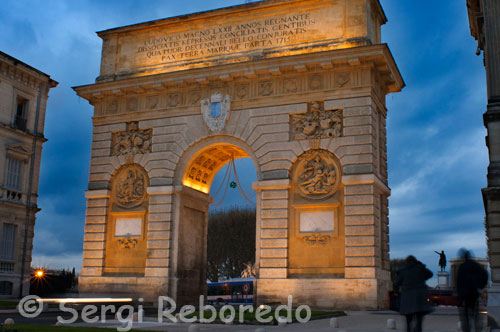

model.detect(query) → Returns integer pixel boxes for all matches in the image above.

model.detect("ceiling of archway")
[183,144,249,194]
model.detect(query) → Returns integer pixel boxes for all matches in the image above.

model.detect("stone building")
[0,51,57,297]
[449,257,489,289]
[466,0,500,324]
[74,0,403,309]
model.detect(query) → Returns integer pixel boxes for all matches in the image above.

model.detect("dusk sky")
[0,1,488,285]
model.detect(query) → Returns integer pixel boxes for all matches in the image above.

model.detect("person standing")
[395,255,434,332]
[456,249,488,332]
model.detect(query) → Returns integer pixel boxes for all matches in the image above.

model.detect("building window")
[0,224,16,260]
[5,158,23,190]
[15,96,28,131]
[0,281,13,295]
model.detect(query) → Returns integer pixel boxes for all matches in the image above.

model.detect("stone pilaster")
[253,179,291,281]
[136,185,174,300]
[79,190,110,286]
[343,175,391,308]
[145,186,173,279]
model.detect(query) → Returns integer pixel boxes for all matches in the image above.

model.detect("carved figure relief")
[309,74,322,90]
[111,122,152,156]
[235,84,249,99]
[112,164,148,208]
[293,149,340,199]
[146,95,159,109]
[168,93,179,107]
[201,92,231,132]
[335,72,350,87]
[258,80,273,96]
[118,238,138,249]
[189,90,201,105]
[106,100,118,114]
[284,78,298,93]
[291,101,342,140]
[126,97,138,112]
[303,233,330,246]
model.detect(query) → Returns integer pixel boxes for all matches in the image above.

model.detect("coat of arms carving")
[201,93,231,132]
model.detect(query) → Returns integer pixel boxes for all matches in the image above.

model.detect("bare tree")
[207,206,256,281]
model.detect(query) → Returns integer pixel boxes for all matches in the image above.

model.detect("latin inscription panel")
[99,0,374,78]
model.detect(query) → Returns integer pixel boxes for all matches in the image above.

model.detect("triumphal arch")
[74,0,403,309]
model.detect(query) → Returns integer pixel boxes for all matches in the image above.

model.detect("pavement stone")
[67,307,464,332]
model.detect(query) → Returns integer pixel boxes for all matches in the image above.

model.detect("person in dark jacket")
[394,255,434,332]
[456,249,488,332]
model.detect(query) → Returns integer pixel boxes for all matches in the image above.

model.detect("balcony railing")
[0,187,23,202]
[0,260,15,273]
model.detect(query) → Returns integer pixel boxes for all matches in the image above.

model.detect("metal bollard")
[387,318,396,330]
[188,325,200,332]
[330,317,339,328]
[3,318,14,325]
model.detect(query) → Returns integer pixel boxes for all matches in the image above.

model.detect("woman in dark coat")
[394,255,434,332]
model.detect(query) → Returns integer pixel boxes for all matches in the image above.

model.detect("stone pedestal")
[437,271,450,288]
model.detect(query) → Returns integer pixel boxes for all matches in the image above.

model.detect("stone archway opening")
[175,143,258,304]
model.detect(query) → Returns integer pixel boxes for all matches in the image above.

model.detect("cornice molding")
[74,44,404,105]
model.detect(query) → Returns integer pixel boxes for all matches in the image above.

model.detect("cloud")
[0,0,491,287]
[32,253,82,272]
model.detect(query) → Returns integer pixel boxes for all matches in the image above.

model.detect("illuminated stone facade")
[74,0,403,309]
[466,0,500,325]
[0,51,57,297]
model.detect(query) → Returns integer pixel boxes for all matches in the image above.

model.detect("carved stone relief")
[291,101,342,140]
[168,93,180,107]
[303,233,330,246]
[309,74,322,90]
[126,97,138,112]
[201,92,231,132]
[335,72,350,87]
[146,95,159,109]
[189,90,201,105]
[284,78,298,93]
[106,100,118,114]
[235,83,249,99]
[293,149,340,200]
[258,80,273,96]
[117,238,138,249]
[111,122,152,156]
[112,164,148,208]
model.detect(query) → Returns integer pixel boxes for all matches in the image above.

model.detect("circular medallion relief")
[293,150,340,200]
[112,165,148,208]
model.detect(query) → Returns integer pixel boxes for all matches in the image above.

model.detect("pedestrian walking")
[456,249,488,332]
[395,255,434,332]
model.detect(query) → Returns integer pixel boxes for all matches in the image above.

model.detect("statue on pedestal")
[434,250,447,272]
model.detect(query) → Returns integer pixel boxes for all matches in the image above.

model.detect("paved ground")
[1,306,479,331]
[62,307,465,331]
